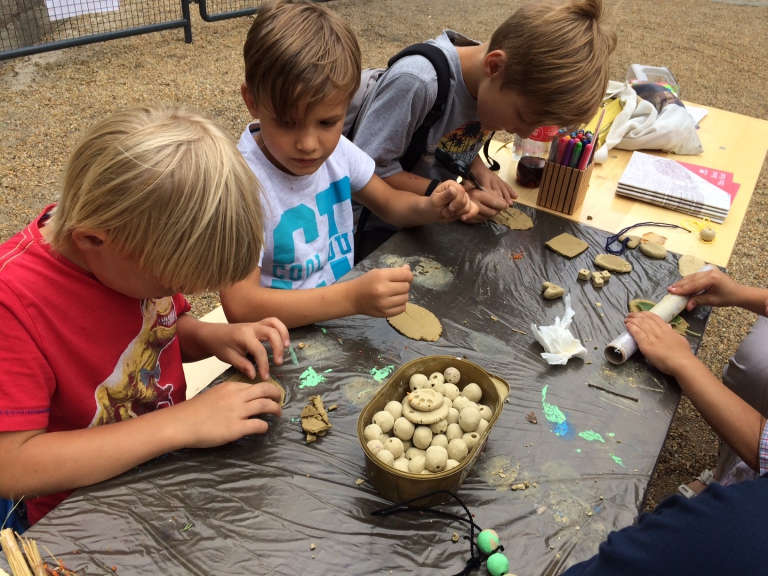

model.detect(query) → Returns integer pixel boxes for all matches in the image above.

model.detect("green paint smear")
[609,453,626,468]
[575,449,582,453]
[324,369,332,373]
[608,432,615,437]
[299,367,326,388]
[320,328,328,334]
[541,385,566,424]
[289,346,299,365]
[579,430,605,443]
[370,365,395,382]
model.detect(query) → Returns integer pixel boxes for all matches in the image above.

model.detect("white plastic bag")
[531,295,588,365]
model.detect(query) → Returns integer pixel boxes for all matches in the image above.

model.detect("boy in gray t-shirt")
[351,0,616,223]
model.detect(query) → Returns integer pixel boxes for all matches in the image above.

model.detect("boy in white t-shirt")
[221,0,478,328]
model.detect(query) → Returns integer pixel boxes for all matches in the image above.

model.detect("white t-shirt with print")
[238,123,375,290]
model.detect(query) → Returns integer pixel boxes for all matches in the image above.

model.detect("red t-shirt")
[0,207,190,524]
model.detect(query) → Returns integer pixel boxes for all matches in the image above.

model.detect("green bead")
[487,552,509,576]
[477,529,499,555]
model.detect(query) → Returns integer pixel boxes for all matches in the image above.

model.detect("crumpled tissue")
[531,295,588,365]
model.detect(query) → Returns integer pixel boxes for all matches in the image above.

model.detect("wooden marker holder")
[536,160,594,215]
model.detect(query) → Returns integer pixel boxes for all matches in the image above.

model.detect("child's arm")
[355,174,479,227]
[0,380,281,500]
[221,265,413,328]
[668,268,768,316]
[625,312,766,472]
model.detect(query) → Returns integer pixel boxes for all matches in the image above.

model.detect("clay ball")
[405,447,426,461]
[413,425,434,449]
[446,459,459,471]
[375,449,394,466]
[425,445,449,473]
[447,438,469,462]
[379,433,390,442]
[429,419,448,434]
[462,383,483,403]
[429,372,446,385]
[408,455,426,474]
[430,434,449,449]
[384,400,403,421]
[393,457,410,473]
[459,406,482,432]
[446,423,464,441]
[476,419,489,436]
[402,439,413,451]
[393,417,415,441]
[478,405,493,421]
[428,378,445,394]
[700,226,716,242]
[366,439,384,455]
[444,367,461,384]
[385,437,404,458]
[372,410,394,433]
[443,397,453,410]
[446,407,460,425]
[462,431,481,451]
[364,423,383,442]
[442,383,460,401]
[452,395,472,413]
[420,470,434,475]
[409,373,430,391]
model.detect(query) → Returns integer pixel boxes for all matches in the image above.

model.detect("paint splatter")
[607,432,615,437]
[579,430,605,443]
[289,346,299,365]
[299,367,326,388]
[320,328,328,334]
[575,449,582,453]
[609,453,626,468]
[542,385,570,436]
[370,365,395,382]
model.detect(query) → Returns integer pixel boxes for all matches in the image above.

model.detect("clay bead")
[409,373,430,391]
[430,419,448,434]
[413,425,434,449]
[478,405,493,421]
[462,383,482,403]
[476,419,489,436]
[375,449,394,466]
[429,372,446,385]
[401,439,413,452]
[459,406,481,432]
[405,447,426,461]
[430,434,448,448]
[444,367,461,384]
[425,445,449,473]
[462,431,481,451]
[443,383,460,401]
[366,439,384,455]
[385,437,404,458]
[393,457,409,473]
[447,438,469,462]
[420,470,434,475]
[452,395,472,413]
[379,433,390,442]
[408,455,426,473]
[364,423,382,442]
[393,417,415,441]
[700,227,716,242]
[384,400,403,421]
[446,407,460,425]
[372,410,394,433]
[446,423,464,441]
[446,459,459,471]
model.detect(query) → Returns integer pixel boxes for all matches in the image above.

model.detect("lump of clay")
[384,437,404,459]
[545,232,589,258]
[425,446,449,473]
[405,447,426,460]
[639,241,667,259]
[577,269,590,281]
[446,407,460,425]
[442,383,460,401]
[408,455,426,474]
[459,406,481,432]
[451,395,473,413]
[491,207,534,230]
[393,417,415,441]
[700,227,716,242]
[409,373,430,391]
[446,459,459,471]
[541,282,565,300]
[393,457,409,473]
[618,234,641,249]
[447,438,468,462]
[679,254,705,277]
[409,388,444,412]
[476,419,489,435]
[402,397,449,425]
[429,419,448,434]
[429,372,445,385]
[300,395,332,443]
[463,431,481,451]
[387,303,443,342]
[430,434,448,448]
[444,367,461,384]
[477,405,492,421]
[367,439,384,455]
[413,425,434,449]
[594,254,632,273]
[376,450,394,466]
[384,400,403,421]
[372,410,394,433]
[446,423,463,441]
[364,423,382,442]
[591,273,604,288]
[461,383,483,403]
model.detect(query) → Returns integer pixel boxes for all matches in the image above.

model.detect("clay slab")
[387,303,443,342]
[618,234,641,249]
[545,233,589,258]
[594,254,632,273]
[491,208,534,230]
[678,254,705,277]
[639,242,667,259]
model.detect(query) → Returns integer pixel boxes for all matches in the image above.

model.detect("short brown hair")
[489,0,617,128]
[243,0,361,120]
[49,105,265,294]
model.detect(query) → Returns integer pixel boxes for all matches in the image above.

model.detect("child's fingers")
[384,265,414,283]
[239,338,273,380]
[255,326,286,366]
[258,317,291,349]
[243,381,282,404]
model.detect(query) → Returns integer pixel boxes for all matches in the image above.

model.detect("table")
[493,103,768,267]
[7,208,712,576]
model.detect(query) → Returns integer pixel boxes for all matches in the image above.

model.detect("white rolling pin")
[604,265,715,365]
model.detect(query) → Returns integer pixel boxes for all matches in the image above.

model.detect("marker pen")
[569,141,583,168]
[578,143,593,170]
[561,139,576,167]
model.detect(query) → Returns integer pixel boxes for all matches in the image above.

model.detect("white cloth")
[238,124,375,290]
[531,295,588,365]
[45,0,119,21]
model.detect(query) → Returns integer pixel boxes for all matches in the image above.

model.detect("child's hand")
[207,318,290,381]
[668,268,743,311]
[473,168,518,205]
[623,312,695,376]
[177,381,283,448]
[462,187,508,223]
[430,180,480,222]
[351,265,413,317]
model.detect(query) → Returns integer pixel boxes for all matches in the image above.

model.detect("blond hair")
[48,105,265,294]
[489,0,616,128]
[243,0,361,120]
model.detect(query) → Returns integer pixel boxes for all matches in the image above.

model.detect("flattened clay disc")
[491,208,534,230]
[387,303,442,342]
[618,234,641,249]
[409,388,445,412]
[227,373,285,406]
[545,233,589,258]
[403,398,450,425]
[678,254,705,277]
[594,253,632,273]
[639,241,667,259]
[641,232,667,245]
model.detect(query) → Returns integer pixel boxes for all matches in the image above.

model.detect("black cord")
[605,222,690,255]
[371,489,502,576]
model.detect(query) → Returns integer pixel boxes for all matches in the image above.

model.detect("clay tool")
[604,264,715,365]
[434,148,485,192]
[588,383,639,402]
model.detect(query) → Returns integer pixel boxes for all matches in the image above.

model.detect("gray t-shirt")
[351,30,491,181]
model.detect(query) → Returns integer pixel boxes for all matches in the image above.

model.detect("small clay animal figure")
[541,281,565,300]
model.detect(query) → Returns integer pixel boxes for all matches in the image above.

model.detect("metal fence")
[0,0,263,61]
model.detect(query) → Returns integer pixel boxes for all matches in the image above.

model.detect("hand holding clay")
[428,179,480,223]
[668,268,751,311]
[462,186,508,224]
[351,265,413,318]
[624,312,695,376]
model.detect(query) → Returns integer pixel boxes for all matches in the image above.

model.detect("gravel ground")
[1,0,767,511]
